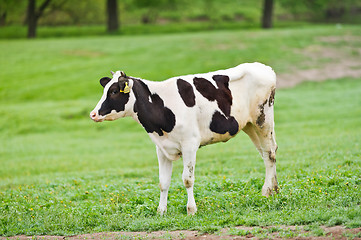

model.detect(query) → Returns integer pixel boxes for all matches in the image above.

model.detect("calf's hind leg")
[243,99,278,197]
[258,121,278,197]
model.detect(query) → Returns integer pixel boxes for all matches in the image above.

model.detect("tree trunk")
[106,0,119,33]
[262,0,274,29]
[27,0,52,38]
[0,12,6,26]
[27,0,37,38]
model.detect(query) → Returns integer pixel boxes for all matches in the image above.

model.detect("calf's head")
[90,71,132,122]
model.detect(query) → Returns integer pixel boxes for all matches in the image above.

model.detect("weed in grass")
[343,231,361,239]
[327,216,347,226]
[177,232,186,240]
[200,225,221,234]
[159,232,173,240]
[228,228,252,237]
[278,228,303,238]
[304,225,325,237]
[346,218,361,229]
[117,234,146,240]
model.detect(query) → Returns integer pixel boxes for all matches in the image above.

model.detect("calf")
[90,62,278,215]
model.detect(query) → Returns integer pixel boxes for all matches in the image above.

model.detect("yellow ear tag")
[120,82,130,94]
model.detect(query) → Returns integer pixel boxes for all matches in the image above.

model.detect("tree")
[0,0,9,26]
[262,0,274,28]
[278,0,360,22]
[26,0,52,38]
[133,0,168,24]
[106,0,119,33]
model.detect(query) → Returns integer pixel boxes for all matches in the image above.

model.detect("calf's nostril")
[90,112,97,119]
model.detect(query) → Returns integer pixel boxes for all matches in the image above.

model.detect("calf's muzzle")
[90,111,103,122]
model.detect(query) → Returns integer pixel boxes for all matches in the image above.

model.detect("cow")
[90,62,278,215]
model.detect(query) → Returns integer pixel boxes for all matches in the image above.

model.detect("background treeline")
[1,0,361,39]
[2,0,361,26]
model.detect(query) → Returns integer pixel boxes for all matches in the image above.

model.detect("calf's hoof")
[187,205,197,215]
[157,206,167,216]
[262,185,279,197]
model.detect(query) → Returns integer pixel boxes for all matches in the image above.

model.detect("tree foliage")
[278,0,361,21]
[0,0,27,25]
[0,0,360,34]
[133,0,176,24]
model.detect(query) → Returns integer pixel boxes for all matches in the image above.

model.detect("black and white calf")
[90,62,278,215]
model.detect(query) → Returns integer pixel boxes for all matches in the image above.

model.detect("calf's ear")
[118,79,130,94]
[100,77,111,88]
[118,71,127,81]
[118,71,131,94]
[118,71,127,85]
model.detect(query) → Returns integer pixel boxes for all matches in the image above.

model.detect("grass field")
[0,21,311,39]
[0,25,361,237]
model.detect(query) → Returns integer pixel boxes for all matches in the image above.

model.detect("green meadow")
[0,25,360,236]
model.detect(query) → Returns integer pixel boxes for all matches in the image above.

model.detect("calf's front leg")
[156,146,173,215]
[182,146,198,215]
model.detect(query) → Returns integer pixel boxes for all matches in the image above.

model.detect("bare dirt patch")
[277,36,361,88]
[3,226,360,240]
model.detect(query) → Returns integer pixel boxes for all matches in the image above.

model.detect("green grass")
[0,21,315,39]
[0,25,361,236]
[0,22,252,39]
